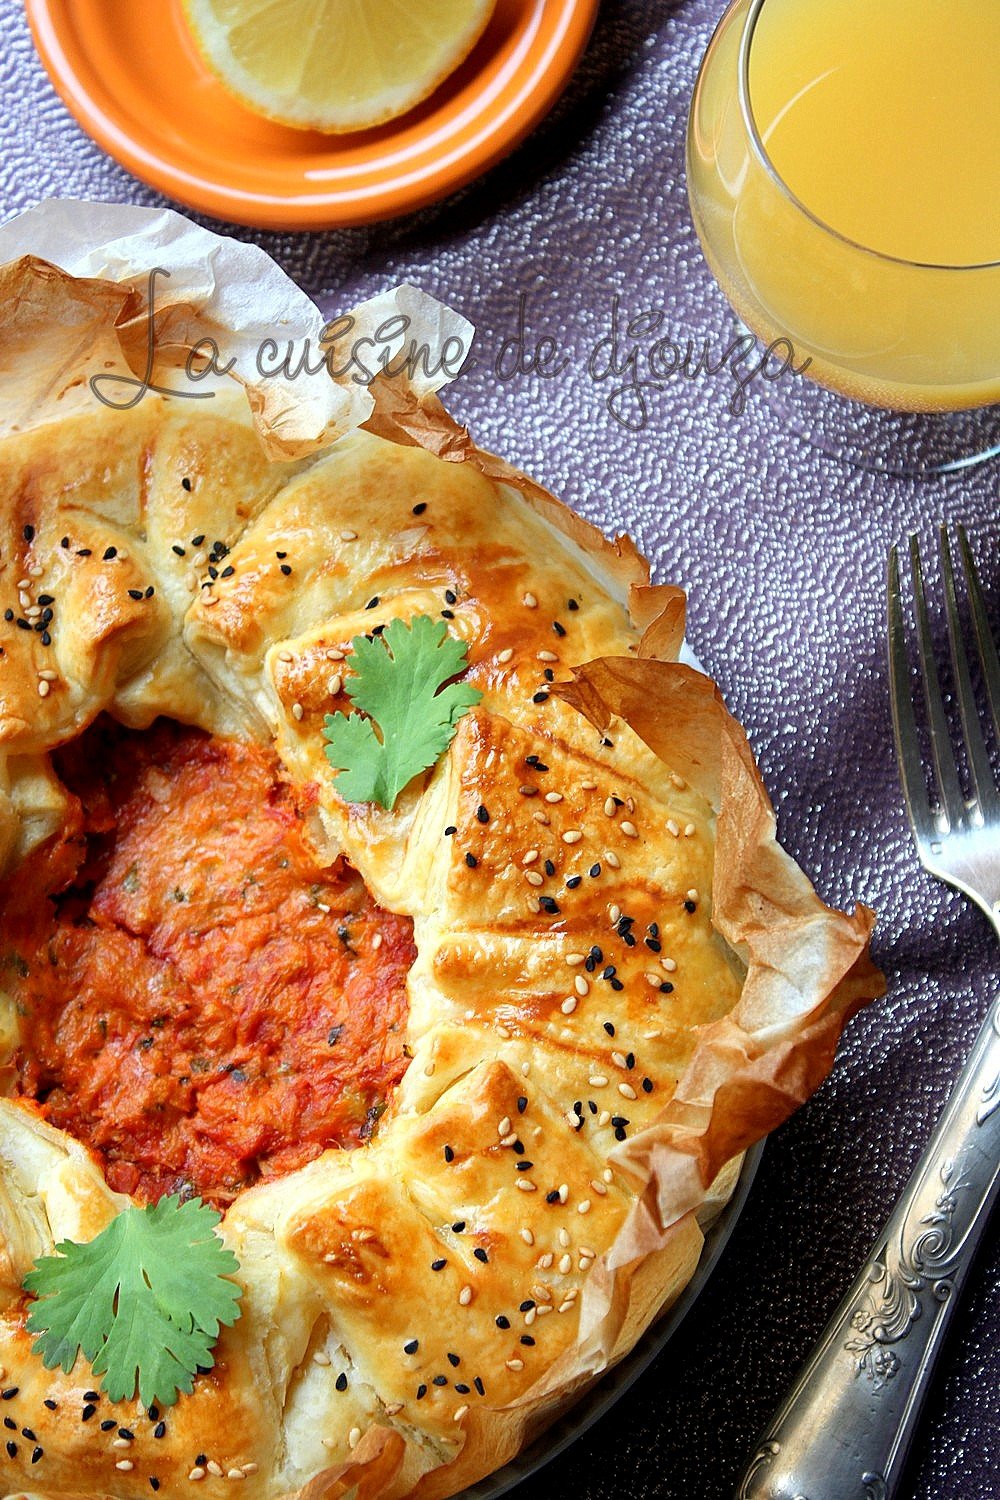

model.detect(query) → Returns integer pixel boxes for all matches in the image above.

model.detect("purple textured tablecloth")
[2,2,998,1497]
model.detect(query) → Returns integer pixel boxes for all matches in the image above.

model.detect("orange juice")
[687,0,1000,411]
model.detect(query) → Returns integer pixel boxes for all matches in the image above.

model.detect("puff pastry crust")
[0,379,879,1500]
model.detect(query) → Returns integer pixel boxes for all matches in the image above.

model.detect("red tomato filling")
[0,719,414,1206]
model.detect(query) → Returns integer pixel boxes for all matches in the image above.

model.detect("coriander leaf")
[322,614,482,810]
[24,1195,242,1409]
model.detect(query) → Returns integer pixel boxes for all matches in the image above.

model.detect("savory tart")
[0,257,881,1499]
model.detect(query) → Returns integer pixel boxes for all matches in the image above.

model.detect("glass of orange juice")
[687,0,1000,474]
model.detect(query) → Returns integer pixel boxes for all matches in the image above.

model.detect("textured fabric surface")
[2,2,999,1497]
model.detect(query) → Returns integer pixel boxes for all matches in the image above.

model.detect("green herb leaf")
[322,614,482,810]
[24,1195,242,1409]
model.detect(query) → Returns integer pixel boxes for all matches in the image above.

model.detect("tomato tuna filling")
[0,719,414,1206]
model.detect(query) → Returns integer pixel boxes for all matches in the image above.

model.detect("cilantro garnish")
[322,614,482,810]
[24,1195,242,1408]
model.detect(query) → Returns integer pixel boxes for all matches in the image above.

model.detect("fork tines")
[889,524,1000,848]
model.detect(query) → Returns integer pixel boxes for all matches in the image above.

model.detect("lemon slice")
[182,0,498,133]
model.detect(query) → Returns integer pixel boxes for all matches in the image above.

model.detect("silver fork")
[737,524,1000,1500]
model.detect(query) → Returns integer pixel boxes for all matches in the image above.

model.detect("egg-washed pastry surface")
[0,384,881,1500]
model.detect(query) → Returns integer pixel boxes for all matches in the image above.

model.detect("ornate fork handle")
[738,992,1000,1500]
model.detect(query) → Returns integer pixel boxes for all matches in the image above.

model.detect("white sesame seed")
[558,1228,570,1248]
[278,649,293,662]
[558,1253,572,1275]
[29,564,43,577]
[537,1303,554,1316]
[527,896,541,913]
[524,1307,537,1325]
[562,830,582,844]
[684,822,697,837]
[423,1061,436,1076]
[497,647,514,664]
[384,1404,403,1417]
[574,975,589,997]
[113,1437,131,1448]
[525,870,544,886]
[292,702,304,720]
[326,649,345,660]
[523,592,537,608]
[603,1167,614,1182]
[349,1428,362,1449]
[590,1179,608,1196]
[242,1465,259,1476]
[24,605,40,619]
[643,1028,660,1039]
[611,1051,627,1068]
[537,1252,553,1269]
[115,1460,134,1473]
[687,888,699,901]
[604,797,617,817]
[580,1247,597,1260]
[516,1178,537,1192]
[537,650,558,662]
[577,1199,592,1215]
[506,1358,524,1372]
[620,820,638,838]
[560,996,578,1015]
[661,957,677,972]
[565,1108,581,1129]
[618,1083,638,1100]
[189,1468,206,1481]
[228,1468,246,1480]
[588,1074,608,1088]
[522,849,539,865]
[670,772,686,789]
[581,780,597,790]
[645,972,662,987]
[15,578,28,590]
[609,904,621,924]
[544,791,563,803]
[208,1461,224,1475]
[497,1025,512,1039]
[498,1115,511,1136]
[313,1350,331,1366]
[533,811,550,825]
[558,1183,569,1203]
[327,673,343,695]
[626,796,635,813]
[558,1299,575,1313]
[38,669,57,681]
[340,529,358,541]
[605,850,621,869]
[202,592,220,606]
[37,679,50,698]
[565,951,586,965]
[459,1285,474,1306]
[454,1405,469,1423]
[598,1110,611,1126]
[520,1227,534,1245]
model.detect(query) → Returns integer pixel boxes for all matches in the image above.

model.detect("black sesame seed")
[181,477,193,492]
[207,566,218,580]
[191,535,206,548]
[431,1258,447,1271]
[77,548,92,556]
[128,588,144,600]
[280,564,292,576]
[545,1190,560,1204]
[622,933,636,948]
[532,691,549,704]
[196,1455,208,1468]
[119,1428,135,1441]
[412,502,427,515]
[496,1316,511,1329]
[649,922,659,938]
[20,1428,35,1441]
[539,896,559,914]
[684,900,697,912]
[416,1384,427,1400]
[404,1339,419,1354]
[568,598,579,611]
[584,955,596,972]
[517,1096,528,1113]
[660,981,674,994]
[81,1404,96,1421]
[40,607,53,624]
[602,736,614,747]
[43,1401,57,1413]
[102,546,117,560]
[589,863,601,878]
[150,1479,161,1491]
[440,608,454,619]
[626,1052,635,1069]
[465,852,478,868]
[335,1372,348,1392]
[444,1145,455,1162]
[371,623,385,636]
[642,1077,654,1093]
[101,1419,116,1431]
[454,1383,470,1395]
[520,1336,536,1347]
[476,804,489,823]
[40,631,51,646]
[601,965,616,980]
[36,594,54,607]
[588,1100,598,1114]
[23,525,34,543]
[553,620,566,637]
[474,1247,488,1264]
[2,1418,13,1430]
[2,1389,20,1402]
[432,1375,448,1388]
[60,536,69,549]
[515,1159,533,1171]
[512,1139,525,1154]
[154,1421,166,1439]
[615,1127,627,1141]
[172,544,186,557]
[221,565,234,578]
[2,610,11,622]
[444,590,457,605]
[366,596,380,609]
[16,617,31,630]
[31,1446,42,1465]
[543,669,554,682]
[544,858,556,876]
[519,1300,535,1312]
[447,1352,461,1368]
[611,1116,629,1128]
[603,1021,616,1036]
[474,1377,485,1396]
[566,875,582,889]
[444,825,457,836]
[611,977,624,990]
[452,1221,466,1233]
[5,1441,14,1458]
[645,937,662,952]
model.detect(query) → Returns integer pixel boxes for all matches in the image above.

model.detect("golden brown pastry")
[0,256,882,1500]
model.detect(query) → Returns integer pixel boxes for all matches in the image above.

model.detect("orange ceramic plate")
[25,0,599,230]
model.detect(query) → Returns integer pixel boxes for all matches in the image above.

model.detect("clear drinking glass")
[686,0,1000,475]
